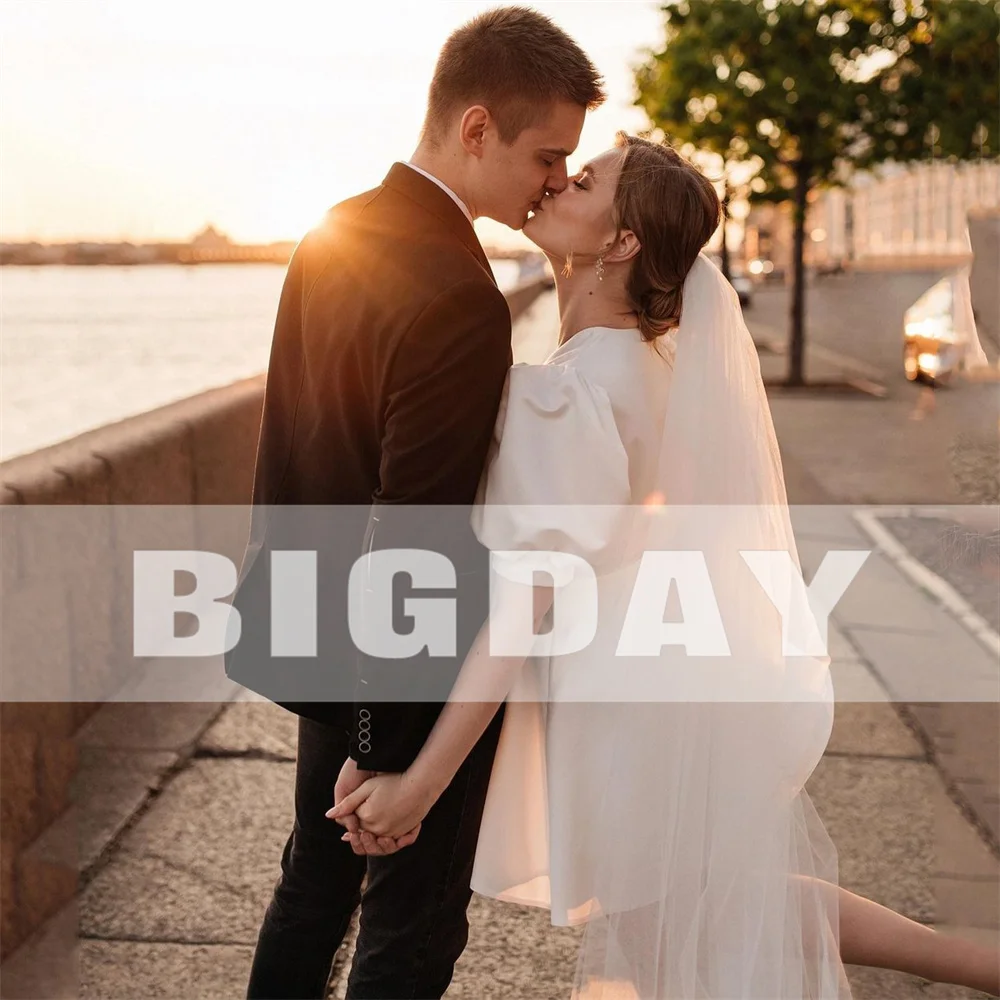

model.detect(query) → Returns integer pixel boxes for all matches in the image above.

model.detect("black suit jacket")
[225,163,512,771]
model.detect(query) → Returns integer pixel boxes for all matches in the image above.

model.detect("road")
[745,269,999,506]
[751,269,962,375]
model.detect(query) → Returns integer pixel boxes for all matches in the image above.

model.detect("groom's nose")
[545,162,569,195]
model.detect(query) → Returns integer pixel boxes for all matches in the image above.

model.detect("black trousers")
[246,705,505,1000]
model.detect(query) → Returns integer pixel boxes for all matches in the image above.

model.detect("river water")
[0,259,522,461]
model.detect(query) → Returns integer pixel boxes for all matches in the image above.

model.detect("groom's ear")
[607,229,641,265]
[459,106,491,158]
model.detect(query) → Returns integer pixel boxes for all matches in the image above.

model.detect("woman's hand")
[326,771,439,845]
[333,758,375,836]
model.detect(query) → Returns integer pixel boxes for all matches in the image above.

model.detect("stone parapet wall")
[0,277,549,961]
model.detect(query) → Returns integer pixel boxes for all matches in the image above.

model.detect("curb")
[750,322,888,398]
[852,506,1000,662]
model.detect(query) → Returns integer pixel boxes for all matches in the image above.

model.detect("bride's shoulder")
[552,326,671,374]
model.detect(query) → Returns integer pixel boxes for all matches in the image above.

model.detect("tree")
[662,143,763,280]
[635,0,999,386]
[851,0,999,162]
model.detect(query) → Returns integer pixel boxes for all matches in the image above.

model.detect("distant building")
[745,160,1000,274]
[1,226,294,267]
[72,243,109,265]
[179,225,293,264]
[813,161,1000,264]
[190,224,232,251]
[743,202,795,278]
[0,242,67,265]
[115,243,158,265]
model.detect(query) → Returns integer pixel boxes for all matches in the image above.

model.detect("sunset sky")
[1,1,662,249]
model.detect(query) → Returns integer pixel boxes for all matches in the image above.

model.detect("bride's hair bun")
[610,133,721,343]
[637,285,683,340]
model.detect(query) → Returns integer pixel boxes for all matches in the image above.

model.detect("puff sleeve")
[471,363,633,587]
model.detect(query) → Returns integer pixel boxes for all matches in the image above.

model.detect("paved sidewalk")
[3,292,997,999]
[52,628,996,1000]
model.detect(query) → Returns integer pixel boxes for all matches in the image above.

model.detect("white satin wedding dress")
[469,256,853,999]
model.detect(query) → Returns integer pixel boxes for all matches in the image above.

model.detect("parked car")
[902,269,982,385]
[816,259,847,277]
[707,255,754,308]
[729,265,754,309]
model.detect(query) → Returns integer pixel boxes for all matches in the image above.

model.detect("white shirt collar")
[404,161,474,226]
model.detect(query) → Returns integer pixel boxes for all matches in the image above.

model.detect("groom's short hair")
[423,6,605,146]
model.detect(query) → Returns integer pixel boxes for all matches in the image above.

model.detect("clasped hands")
[326,758,436,856]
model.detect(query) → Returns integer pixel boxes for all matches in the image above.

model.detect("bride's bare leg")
[835,883,999,994]
[603,880,998,996]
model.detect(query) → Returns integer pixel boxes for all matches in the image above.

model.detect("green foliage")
[872,0,1000,161]
[635,0,999,384]
[635,0,999,200]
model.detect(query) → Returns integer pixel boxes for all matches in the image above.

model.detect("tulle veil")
[568,255,854,999]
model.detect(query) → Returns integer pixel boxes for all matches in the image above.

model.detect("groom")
[232,7,604,999]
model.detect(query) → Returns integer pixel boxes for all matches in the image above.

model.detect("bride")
[329,133,999,998]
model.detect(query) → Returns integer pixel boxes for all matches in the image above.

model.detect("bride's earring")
[595,255,605,282]
[561,251,574,278]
